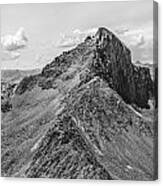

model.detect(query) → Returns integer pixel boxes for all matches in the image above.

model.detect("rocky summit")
[1,27,157,180]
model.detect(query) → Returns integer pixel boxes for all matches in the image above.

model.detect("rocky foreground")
[1,27,157,180]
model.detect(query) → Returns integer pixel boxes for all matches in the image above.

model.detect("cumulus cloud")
[1,27,28,61]
[57,28,97,48]
[124,31,146,48]
[115,27,151,48]
[1,27,28,51]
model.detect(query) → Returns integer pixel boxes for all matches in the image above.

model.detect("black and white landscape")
[1,1,158,180]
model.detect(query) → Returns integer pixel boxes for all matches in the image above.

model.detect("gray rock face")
[92,27,153,108]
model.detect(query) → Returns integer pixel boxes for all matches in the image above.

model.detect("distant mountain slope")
[1,69,41,113]
[1,27,157,180]
[1,69,41,83]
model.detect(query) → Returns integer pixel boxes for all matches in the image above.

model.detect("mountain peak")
[95,27,114,42]
[96,27,113,35]
[14,27,153,108]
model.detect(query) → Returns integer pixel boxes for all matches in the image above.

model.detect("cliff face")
[92,27,153,108]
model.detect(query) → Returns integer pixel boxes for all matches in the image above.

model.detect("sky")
[0,1,153,70]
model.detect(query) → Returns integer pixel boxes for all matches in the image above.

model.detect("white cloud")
[1,27,28,61]
[116,27,152,48]
[57,28,97,48]
[1,27,28,51]
[127,33,145,48]
[115,26,153,63]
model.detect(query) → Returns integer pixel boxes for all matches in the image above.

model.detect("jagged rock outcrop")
[15,75,38,95]
[1,82,16,112]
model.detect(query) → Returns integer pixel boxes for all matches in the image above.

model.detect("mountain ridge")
[15,27,153,108]
[1,27,157,180]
